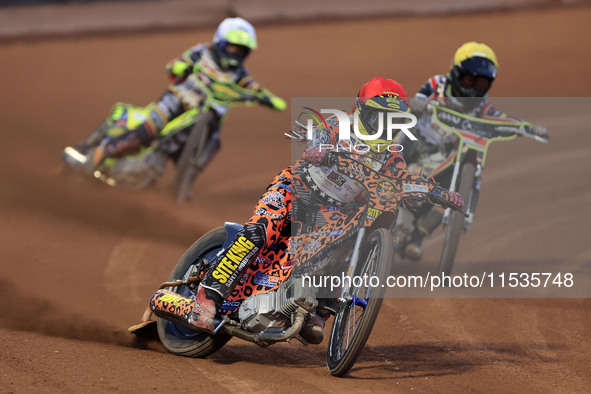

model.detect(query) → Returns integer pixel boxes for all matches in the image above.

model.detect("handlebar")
[438,196,470,218]
[428,185,469,217]
[428,101,548,144]
[517,129,549,144]
[324,151,469,216]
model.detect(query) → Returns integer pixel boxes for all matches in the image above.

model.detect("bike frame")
[94,64,273,186]
[427,105,533,225]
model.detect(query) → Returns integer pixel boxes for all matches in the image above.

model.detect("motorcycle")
[129,148,466,376]
[62,62,279,203]
[400,102,548,275]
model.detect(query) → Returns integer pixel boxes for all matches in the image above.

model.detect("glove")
[410,96,429,114]
[269,96,287,111]
[302,147,327,166]
[171,61,189,76]
[531,124,550,139]
[447,191,464,210]
[168,60,192,82]
[429,187,464,210]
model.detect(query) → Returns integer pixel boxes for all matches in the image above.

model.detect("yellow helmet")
[450,42,499,97]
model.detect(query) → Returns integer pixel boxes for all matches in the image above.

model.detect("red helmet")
[354,77,411,153]
[356,77,410,107]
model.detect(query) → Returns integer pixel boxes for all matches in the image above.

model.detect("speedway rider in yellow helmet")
[67,17,285,172]
[450,41,499,99]
[398,42,550,261]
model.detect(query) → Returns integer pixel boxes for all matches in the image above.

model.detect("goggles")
[358,98,410,135]
[459,73,493,93]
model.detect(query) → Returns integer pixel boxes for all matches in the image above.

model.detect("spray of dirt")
[0,278,141,347]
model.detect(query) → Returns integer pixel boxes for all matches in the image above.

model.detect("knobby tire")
[327,228,394,376]
[437,161,476,275]
[157,227,231,357]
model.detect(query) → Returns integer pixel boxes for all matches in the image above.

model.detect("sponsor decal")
[461,119,473,131]
[220,301,241,312]
[262,191,285,209]
[254,256,273,268]
[367,207,382,219]
[376,180,396,201]
[403,183,430,193]
[254,208,282,218]
[211,236,256,284]
[495,125,521,133]
[287,238,303,254]
[304,229,346,238]
[304,239,322,253]
[253,272,280,287]
[437,110,462,126]
[328,171,347,186]
[158,293,190,308]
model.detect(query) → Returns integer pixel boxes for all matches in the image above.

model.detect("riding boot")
[149,286,222,334]
[404,206,444,261]
[83,120,111,150]
[83,123,155,174]
[187,286,224,334]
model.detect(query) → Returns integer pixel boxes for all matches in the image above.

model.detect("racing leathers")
[184,112,412,336]
[199,112,408,298]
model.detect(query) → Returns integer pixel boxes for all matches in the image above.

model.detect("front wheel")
[437,160,476,276]
[157,227,231,357]
[171,111,215,204]
[326,228,394,377]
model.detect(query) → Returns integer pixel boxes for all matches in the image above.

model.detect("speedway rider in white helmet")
[73,18,286,171]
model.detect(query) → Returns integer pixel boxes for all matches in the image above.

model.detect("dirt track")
[1,5,590,392]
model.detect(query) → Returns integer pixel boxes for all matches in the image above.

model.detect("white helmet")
[212,17,258,70]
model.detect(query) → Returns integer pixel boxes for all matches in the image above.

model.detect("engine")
[238,277,317,332]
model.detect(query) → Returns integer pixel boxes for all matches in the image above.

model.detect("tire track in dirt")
[104,234,149,306]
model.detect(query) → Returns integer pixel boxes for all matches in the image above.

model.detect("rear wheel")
[157,227,231,357]
[327,228,394,377]
[437,160,476,276]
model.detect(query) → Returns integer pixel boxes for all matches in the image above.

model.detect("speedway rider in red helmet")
[149,77,464,344]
